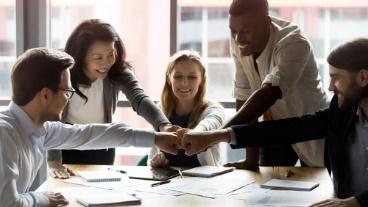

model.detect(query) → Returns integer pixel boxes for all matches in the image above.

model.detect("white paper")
[62,176,149,190]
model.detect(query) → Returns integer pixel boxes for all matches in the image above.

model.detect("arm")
[310,197,360,207]
[44,122,179,154]
[224,85,282,169]
[182,108,329,156]
[223,85,281,127]
[230,108,329,148]
[0,129,68,206]
[118,69,171,131]
[193,102,226,166]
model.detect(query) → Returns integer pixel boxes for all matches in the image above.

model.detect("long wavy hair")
[161,50,210,128]
[64,19,131,101]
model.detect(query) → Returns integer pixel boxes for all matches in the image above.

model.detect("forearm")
[223,85,282,127]
[230,111,328,148]
[135,97,170,130]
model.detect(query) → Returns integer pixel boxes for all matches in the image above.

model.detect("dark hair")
[229,0,269,16]
[327,38,368,72]
[65,19,131,101]
[11,47,74,106]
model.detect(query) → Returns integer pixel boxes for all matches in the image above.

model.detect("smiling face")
[229,12,270,57]
[84,41,116,81]
[41,69,72,122]
[168,60,202,102]
[329,65,368,109]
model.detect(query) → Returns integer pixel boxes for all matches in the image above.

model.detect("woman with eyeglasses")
[47,19,175,178]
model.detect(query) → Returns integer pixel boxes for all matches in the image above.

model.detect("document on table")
[163,173,255,197]
[62,176,148,190]
[226,183,323,206]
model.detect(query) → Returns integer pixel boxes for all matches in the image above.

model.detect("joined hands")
[155,127,230,156]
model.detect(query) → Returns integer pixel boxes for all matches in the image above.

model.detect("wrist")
[159,123,172,131]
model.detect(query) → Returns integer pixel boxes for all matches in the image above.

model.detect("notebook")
[78,171,122,182]
[182,166,235,177]
[261,179,319,191]
[77,193,141,206]
[127,167,179,181]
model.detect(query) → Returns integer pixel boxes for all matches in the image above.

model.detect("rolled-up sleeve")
[263,39,311,97]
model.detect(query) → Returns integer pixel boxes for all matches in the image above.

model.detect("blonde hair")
[161,50,209,128]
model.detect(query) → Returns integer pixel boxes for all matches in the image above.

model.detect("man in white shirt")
[224,0,329,169]
[0,47,180,207]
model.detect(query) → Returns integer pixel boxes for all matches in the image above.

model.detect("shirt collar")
[9,102,46,137]
[256,23,275,64]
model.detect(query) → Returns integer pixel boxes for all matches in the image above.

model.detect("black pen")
[108,167,127,174]
[151,180,171,187]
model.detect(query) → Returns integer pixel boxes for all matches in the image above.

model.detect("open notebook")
[182,166,235,177]
[77,192,141,206]
[261,179,320,191]
[78,171,122,182]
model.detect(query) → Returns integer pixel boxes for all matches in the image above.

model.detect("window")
[50,0,171,165]
[50,0,171,129]
[0,1,16,98]
[177,1,368,97]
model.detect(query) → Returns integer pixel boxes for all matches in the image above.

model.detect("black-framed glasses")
[59,88,75,99]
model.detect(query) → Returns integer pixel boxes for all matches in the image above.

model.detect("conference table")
[36,165,334,206]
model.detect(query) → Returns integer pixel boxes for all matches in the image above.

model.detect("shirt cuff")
[30,192,50,207]
[227,128,237,145]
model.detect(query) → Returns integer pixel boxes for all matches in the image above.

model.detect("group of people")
[0,0,367,206]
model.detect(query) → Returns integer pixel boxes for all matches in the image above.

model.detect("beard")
[338,83,368,110]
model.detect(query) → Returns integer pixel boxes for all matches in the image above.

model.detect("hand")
[181,129,230,156]
[150,152,169,168]
[159,123,181,132]
[224,159,259,171]
[43,192,69,206]
[155,132,180,155]
[48,161,75,179]
[310,197,360,207]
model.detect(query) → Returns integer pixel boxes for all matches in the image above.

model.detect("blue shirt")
[0,102,155,207]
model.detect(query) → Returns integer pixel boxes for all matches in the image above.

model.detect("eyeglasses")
[58,88,76,99]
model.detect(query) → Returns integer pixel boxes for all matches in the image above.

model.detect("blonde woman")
[149,50,225,167]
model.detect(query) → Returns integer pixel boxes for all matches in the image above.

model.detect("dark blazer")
[230,95,368,207]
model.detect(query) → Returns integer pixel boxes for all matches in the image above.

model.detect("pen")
[178,169,183,178]
[108,167,127,174]
[151,180,171,187]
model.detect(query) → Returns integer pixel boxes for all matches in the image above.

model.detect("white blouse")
[66,79,105,124]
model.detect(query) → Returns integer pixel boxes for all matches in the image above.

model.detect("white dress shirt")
[231,16,329,166]
[0,102,155,206]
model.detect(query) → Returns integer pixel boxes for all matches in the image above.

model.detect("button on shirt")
[230,16,329,166]
[349,108,368,194]
[0,102,155,207]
